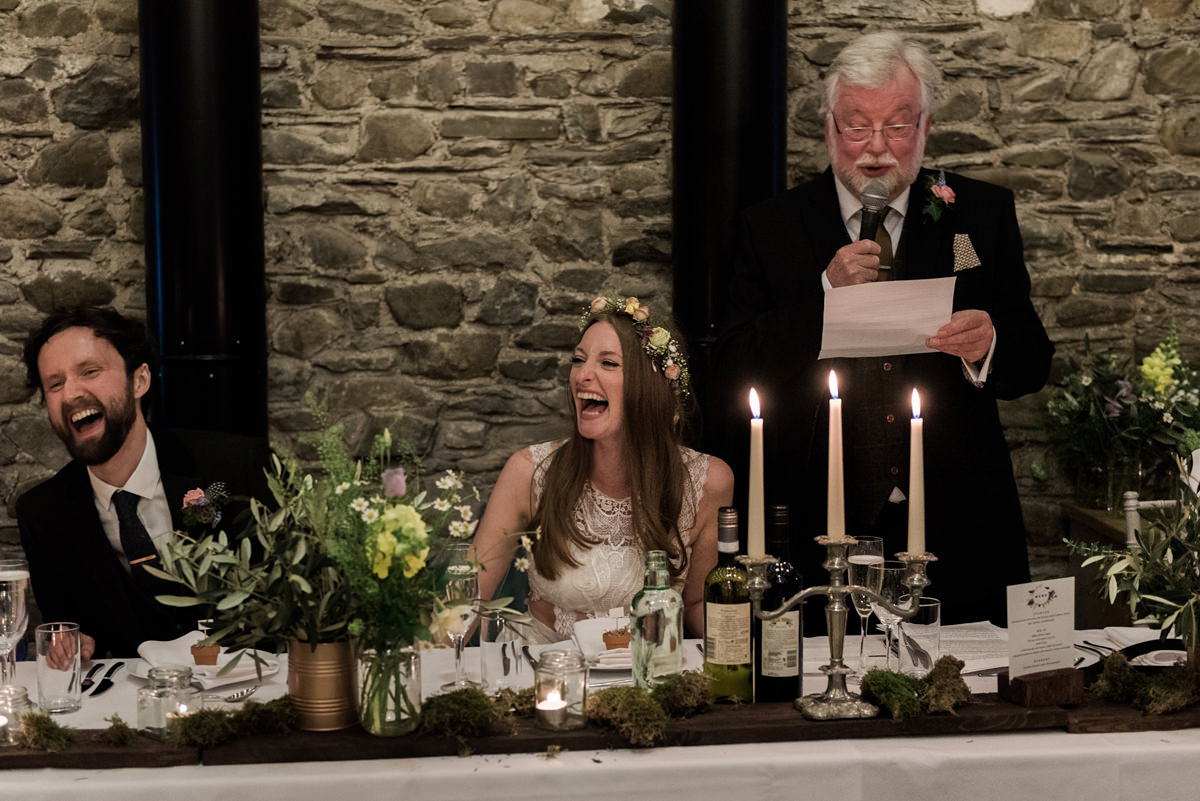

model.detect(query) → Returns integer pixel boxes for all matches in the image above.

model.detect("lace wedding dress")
[526,441,710,638]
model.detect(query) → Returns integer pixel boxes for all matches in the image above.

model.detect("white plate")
[137,632,280,689]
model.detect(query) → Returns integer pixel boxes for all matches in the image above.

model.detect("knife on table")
[89,661,125,696]
[80,662,106,692]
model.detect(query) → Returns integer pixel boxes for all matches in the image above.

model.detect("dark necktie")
[112,490,161,590]
[875,207,894,279]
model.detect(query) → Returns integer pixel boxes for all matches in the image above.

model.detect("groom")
[17,307,269,659]
[716,32,1053,628]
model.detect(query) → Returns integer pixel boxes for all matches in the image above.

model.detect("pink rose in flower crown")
[381,467,407,498]
[632,305,651,322]
[665,363,680,381]
[590,296,608,314]
[931,183,956,205]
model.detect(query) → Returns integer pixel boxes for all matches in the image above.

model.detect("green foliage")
[233,697,299,736]
[166,709,239,748]
[17,712,73,752]
[1068,462,1200,656]
[1046,331,1200,488]
[1090,652,1200,715]
[421,688,499,738]
[860,656,972,720]
[493,686,536,719]
[585,686,669,747]
[650,670,714,718]
[100,714,137,747]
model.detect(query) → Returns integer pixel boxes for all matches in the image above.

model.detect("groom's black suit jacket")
[16,428,269,658]
[715,168,1054,626]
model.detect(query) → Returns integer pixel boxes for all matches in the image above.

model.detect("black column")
[139,0,267,437]
[672,0,786,444]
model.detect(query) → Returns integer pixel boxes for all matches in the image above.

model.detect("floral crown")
[578,296,691,399]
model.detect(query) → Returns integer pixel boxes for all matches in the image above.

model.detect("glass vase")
[358,644,421,736]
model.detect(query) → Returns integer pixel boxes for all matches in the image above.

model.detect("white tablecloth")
[3,629,1198,801]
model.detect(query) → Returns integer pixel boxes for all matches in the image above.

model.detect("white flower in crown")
[520,534,534,551]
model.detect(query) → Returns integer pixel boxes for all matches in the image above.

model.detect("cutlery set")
[81,661,124,697]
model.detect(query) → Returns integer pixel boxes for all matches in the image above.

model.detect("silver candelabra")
[740,536,936,720]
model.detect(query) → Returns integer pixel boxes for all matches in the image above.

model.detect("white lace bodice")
[526,441,710,638]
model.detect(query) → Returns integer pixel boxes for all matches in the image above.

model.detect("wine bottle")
[703,507,752,702]
[754,505,802,703]
[631,549,683,689]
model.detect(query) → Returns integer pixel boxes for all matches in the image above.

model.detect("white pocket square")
[953,233,981,272]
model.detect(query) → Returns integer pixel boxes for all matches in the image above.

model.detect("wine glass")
[847,537,884,674]
[867,560,909,671]
[440,543,480,691]
[0,558,30,686]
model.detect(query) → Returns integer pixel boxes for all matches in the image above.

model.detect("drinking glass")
[0,558,30,686]
[480,609,526,692]
[440,543,479,691]
[35,622,81,713]
[867,561,909,672]
[897,596,940,677]
[847,538,883,674]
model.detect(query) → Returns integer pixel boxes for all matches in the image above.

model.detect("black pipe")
[139,0,267,436]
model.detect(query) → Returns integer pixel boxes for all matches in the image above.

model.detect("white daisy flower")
[433,498,452,512]
[361,508,380,524]
[457,505,473,521]
[513,557,530,572]
[334,482,352,495]
[350,497,370,512]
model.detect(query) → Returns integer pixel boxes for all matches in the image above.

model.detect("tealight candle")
[535,689,568,728]
[534,649,586,731]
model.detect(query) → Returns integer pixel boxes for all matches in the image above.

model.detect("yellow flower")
[370,529,398,579]
[401,545,429,578]
[624,297,639,315]
[649,327,670,349]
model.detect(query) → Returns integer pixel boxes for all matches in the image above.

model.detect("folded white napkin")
[138,631,279,689]
[1104,626,1163,650]
[591,647,632,670]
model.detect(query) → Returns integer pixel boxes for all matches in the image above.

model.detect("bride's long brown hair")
[530,312,695,581]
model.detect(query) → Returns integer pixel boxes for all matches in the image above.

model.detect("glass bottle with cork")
[631,548,683,689]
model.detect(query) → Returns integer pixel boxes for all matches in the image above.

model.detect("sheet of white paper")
[1007,577,1075,678]
[818,276,957,360]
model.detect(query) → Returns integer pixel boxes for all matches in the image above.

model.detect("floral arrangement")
[580,296,691,398]
[1045,331,1200,503]
[180,482,228,530]
[921,169,955,223]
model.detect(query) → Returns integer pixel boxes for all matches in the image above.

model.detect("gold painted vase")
[287,640,358,731]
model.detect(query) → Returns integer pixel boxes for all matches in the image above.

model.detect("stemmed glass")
[440,543,480,691]
[0,558,30,686]
[847,537,884,674]
[867,560,909,671]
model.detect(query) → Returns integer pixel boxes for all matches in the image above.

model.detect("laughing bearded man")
[16,307,269,658]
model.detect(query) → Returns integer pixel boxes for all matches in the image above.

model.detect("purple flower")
[382,467,407,498]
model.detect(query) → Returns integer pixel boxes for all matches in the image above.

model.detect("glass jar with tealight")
[137,664,204,735]
[534,649,587,731]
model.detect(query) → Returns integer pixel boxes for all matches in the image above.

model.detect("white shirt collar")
[89,429,161,507]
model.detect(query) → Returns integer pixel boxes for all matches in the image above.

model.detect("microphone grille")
[860,179,889,213]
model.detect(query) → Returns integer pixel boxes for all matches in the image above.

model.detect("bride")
[475,296,732,639]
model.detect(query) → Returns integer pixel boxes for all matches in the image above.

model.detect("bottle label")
[760,612,800,677]
[704,602,751,664]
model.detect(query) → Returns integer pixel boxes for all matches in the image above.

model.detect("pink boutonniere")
[922,169,956,223]
[181,482,229,529]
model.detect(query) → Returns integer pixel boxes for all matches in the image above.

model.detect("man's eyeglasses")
[832,116,920,143]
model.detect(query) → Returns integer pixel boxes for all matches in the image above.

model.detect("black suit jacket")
[715,168,1053,626]
[16,428,270,657]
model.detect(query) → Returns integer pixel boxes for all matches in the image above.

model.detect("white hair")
[819,32,942,119]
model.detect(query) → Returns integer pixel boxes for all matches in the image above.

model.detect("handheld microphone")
[858,179,889,242]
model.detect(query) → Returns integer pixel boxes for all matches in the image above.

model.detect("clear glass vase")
[358,644,421,736]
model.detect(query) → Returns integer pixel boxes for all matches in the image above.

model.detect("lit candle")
[828,371,845,538]
[908,389,925,554]
[748,388,765,558]
[536,688,568,728]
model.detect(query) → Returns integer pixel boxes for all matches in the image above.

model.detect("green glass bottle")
[703,507,752,702]
[631,549,683,689]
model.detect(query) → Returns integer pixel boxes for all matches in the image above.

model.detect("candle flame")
[912,388,921,419]
[748,388,761,418]
[829,370,839,399]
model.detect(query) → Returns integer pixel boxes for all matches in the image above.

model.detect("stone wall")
[2,0,1199,585]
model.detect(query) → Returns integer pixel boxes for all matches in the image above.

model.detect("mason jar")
[534,649,587,731]
[137,664,204,734]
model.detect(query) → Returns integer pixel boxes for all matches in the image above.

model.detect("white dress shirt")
[88,431,174,571]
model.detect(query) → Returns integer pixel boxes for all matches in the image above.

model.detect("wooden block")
[997,668,1085,707]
